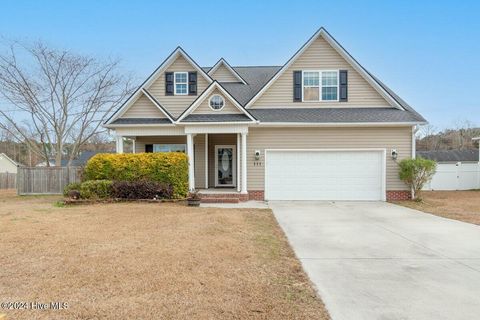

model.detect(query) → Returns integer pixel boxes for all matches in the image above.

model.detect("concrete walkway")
[269,201,480,320]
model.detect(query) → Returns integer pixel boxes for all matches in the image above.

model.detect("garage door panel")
[265,150,384,201]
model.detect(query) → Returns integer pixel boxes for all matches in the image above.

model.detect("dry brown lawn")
[0,190,328,320]
[393,190,480,225]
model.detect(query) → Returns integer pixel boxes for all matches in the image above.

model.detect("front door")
[215,145,236,187]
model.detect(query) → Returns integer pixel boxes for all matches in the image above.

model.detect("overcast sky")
[1,0,479,129]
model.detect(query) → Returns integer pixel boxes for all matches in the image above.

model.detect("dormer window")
[302,70,338,102]
[174,72,188,95]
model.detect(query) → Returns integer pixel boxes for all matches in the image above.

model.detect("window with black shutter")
[188,72,197,95]
[339,70,348,102]
[165,72,174,95]
[293,71,302,102]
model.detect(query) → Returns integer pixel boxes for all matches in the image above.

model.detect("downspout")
[411,125,419,199]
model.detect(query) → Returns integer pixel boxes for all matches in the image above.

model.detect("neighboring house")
[37,151,111,167]
[0,153,21,173]
[104,27,426,202]
[418,149,480,190]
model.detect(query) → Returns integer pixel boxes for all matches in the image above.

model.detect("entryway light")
[391,149,398,160]
[254,150,261,160]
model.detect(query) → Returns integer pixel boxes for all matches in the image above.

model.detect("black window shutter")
[293,71,302,102]
[165,72,174,96]
[145,144,153,153]
[339,70,348,102]
[188,72,197,96]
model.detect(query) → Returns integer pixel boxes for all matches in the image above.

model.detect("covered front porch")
[114,124,249,198]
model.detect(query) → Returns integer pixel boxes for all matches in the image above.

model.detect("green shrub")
[398,157,436,201]
[111,180,173,200]
[63,182,81,196]
[83,153,188,198]
[79,180,113,199]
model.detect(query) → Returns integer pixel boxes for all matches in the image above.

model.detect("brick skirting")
[201,190,410,202]
[386,190,411,201]
[248,190,265,201]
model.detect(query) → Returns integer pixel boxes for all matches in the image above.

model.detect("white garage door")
[265,150,385,201]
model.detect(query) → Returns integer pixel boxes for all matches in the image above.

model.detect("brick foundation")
[386,190,411,201]
[248,190,265,201]
[200,190,410,202]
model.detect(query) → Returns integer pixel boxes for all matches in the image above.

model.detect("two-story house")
[105,27,426,202]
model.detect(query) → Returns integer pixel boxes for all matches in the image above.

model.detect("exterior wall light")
[391,149,398,160]
[254,150,261,160]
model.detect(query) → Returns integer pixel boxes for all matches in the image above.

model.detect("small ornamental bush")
[84,153,188,198]
[398,157,436,201]
[111,180,173,200]
[79,180,113,199]
[63,182,81,197]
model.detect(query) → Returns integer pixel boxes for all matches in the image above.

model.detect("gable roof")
[208,58,248,84]
[176,81,257,123]
[244,27,405,111]
[105,28,426,126]
[417,149,479,162]
[105,47,212,125]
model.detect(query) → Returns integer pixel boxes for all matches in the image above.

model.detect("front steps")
[198,190,248,204]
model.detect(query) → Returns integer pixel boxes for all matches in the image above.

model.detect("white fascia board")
[472,137,480,141]
[104,123,177,129]
[178,121,256,125]
[257,122,423,127]
[245,28,405,111]
[176,81,257,122]
[105,47,212,125]
[208,58,247,84]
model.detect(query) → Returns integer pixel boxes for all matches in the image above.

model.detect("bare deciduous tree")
[0,40,134,166]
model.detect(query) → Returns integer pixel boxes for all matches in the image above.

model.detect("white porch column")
[116,136,124,154]
[237,133,241,192]
[205,134,208,189]
[241,132,247,194]
[132,139,136,154]
[187,134,195,191]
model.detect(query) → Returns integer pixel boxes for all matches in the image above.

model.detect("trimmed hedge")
[84,153,188,198]
[64,182,81,197]
[79,180,113,199]
[111,180,173,200]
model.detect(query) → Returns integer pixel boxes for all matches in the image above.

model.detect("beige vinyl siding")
[134,135,205,189]
[208,134,237,188]
[247,126,412,191]
[252,36,390,108]
[192,88,242,115]
[121,94,167,119]
[147,55,210,118]
[210,64,240,82]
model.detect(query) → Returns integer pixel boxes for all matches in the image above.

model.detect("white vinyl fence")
[424,162,480,191]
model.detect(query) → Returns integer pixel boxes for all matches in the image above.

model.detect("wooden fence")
[0,172,16,189]
[17,167,82,195]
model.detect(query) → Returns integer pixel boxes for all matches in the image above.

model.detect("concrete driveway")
[269,201,480,320]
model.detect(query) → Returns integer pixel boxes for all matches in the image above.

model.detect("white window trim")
[174,72,188,95]
[208,94,225,111]
[301,70,340,102]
